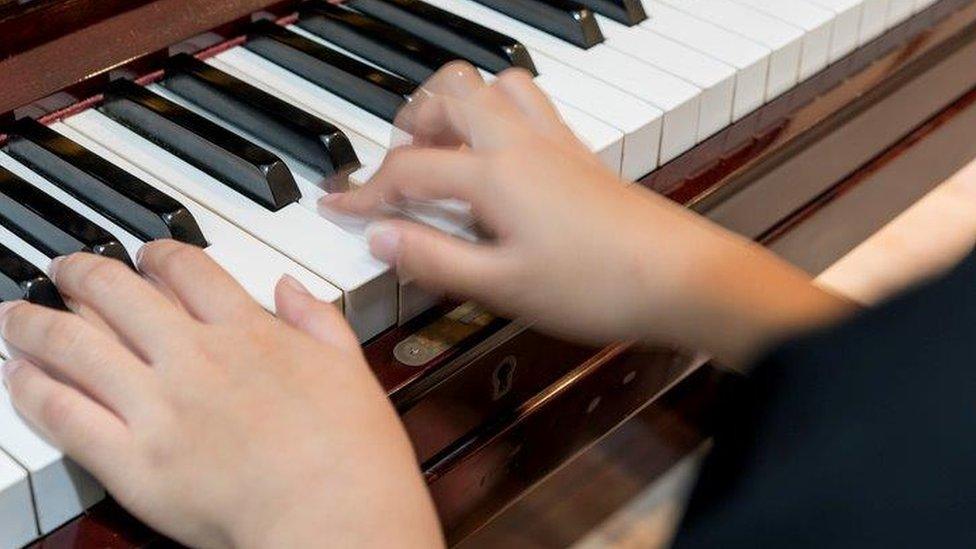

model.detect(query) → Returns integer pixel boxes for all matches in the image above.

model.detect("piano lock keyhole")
[492,356,517,401]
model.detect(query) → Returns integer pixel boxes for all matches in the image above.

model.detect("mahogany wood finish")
[4,0,976,546]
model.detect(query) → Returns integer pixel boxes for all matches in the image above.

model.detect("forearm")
[637,219,857,371]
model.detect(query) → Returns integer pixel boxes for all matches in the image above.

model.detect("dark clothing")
[674,252,976,548]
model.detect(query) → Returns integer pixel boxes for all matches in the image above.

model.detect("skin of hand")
[325,63,855,369]
[0,242,444,548]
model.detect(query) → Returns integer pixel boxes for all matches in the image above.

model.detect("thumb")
[275,275,359,351]
[366,220,508,301]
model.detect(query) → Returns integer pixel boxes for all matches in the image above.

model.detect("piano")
[0,0,975,546]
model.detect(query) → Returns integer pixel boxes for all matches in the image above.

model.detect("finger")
[394,92,518,150]
[0,301,156,417]
[275,275,359,352]
[136,240,262,324]
[321,148,485,216]
[49,253,190,362]
[364,219,511,299]
[4,358,131,482]
[421,60,487,99]
[493,68,583,150]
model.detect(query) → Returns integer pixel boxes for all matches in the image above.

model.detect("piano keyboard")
[0,0,947,545]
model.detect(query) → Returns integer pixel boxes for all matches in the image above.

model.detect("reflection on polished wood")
[6,0,976,546]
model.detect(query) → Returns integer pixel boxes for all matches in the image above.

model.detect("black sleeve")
[672,251,976,548]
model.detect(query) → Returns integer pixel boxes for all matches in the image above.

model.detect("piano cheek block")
[100,86,303,212]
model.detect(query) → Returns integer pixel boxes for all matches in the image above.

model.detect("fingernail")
[136,244,146,267]
[365,222,401,264]
[278,274,312,298]
[48,256,65,284]
[2,359,23,387]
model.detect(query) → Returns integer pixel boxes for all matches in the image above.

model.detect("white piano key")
[0,224,54,361]
[859,0,892,44]
[281,24,625,174]
[656,0,804,100]
[803,0,864,59]
[150,83,479,262]
[597,15,736,139]
[215,42,662,181]
[913,0,940,10]
[0,444,36,549]
[0,383,103,535]
[886,0,916,26]
[729,0,835,80]
[63,110,396,341]
[0,146,344,318]
[215,48,394,152]
[286,23,626,176]
[529,53,663,178]
[207,53,388,167]
[639,0,770,121]
[424,0,702,163]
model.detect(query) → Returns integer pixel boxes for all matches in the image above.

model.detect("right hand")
[325,63,852,368]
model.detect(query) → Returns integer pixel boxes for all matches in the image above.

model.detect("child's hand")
[326,63,854,368]
[0,242,443,548]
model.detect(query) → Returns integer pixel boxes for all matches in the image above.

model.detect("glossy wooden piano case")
[3,0,976,546]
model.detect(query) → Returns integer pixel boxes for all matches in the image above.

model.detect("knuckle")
[44,315,87,359]
[496,67,532,86]
[78,258,130,296]
[158,245,202,279]
[40,393,75,435]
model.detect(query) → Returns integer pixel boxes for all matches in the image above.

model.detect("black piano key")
[0,243,67,310]
[575,0,646,25]
[244,19,416,123]
[469,0,604,49]
[346,0,538,76]
[163,53,360,184]
[0,166,134,267]
[297,3,457,83]
[101,79,301,211]
[4,118,209,248]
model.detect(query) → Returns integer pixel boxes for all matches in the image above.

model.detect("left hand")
[0,241,443,548]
